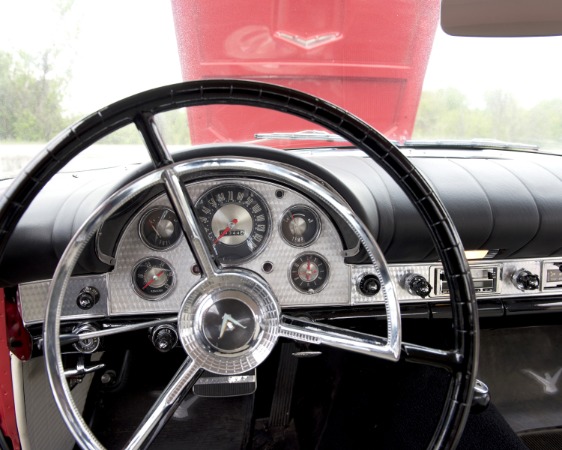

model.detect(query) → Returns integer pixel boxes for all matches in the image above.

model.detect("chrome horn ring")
[42,157,400,450]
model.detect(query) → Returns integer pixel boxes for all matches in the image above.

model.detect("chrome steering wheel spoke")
[162,168,218,278]
[124,357,202,450]
[279,314,400,362]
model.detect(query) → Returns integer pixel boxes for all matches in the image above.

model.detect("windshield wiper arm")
[400,139,539,152]
[254,130,348,142]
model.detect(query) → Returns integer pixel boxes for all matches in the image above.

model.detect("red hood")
[171,0,439,145]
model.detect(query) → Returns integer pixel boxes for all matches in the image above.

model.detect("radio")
[435,265,500,295]
[542,262,562,290]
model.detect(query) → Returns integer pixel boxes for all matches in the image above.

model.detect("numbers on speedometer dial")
[195,184,271,263]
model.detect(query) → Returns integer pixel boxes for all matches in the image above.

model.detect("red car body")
[171,0,440,145]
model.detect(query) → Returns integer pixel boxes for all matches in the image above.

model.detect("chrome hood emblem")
[274,31,341,49]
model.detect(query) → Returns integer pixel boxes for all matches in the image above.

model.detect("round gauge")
[280,205,321,247]
[132,257,176,300]
[289,253,330,294]
[195,184,271,263]
[139,207,182,250]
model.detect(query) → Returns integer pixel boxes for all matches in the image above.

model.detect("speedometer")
[195,184,271,263]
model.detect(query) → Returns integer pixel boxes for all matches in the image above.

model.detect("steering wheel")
[0,80,477,449]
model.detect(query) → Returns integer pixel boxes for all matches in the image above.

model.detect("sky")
[1,0,562,115]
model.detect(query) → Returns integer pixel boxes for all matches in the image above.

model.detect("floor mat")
[91,350,254,449]
[520,428,562,450]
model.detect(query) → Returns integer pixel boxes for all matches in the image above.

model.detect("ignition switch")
[72,324,101,354]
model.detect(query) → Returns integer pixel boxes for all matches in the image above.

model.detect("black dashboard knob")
[513,269,540,291]
[358,274,381,296]
[404,273,432,298]
[76,286,100,310]
[151,325,178,352]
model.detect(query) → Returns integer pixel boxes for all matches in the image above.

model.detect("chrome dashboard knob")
[404,273,432,299]
[512,269,540,291]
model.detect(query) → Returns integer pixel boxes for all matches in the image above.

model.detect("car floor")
[86,322,562,449]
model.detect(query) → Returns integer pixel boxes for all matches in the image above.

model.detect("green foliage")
[93,110,191,146]
[0,50,66,142]
[414,88,562,149]
[155,109,191,145]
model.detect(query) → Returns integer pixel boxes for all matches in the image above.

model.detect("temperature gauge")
[289,253,330,294]
[132,257,175,300]
[280,205,321,247]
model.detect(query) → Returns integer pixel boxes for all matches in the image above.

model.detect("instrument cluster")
[107,178,353,315]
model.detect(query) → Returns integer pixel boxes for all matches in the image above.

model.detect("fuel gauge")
[280,205,321,247]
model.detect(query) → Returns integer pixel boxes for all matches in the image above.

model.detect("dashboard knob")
[404,273,432,299]
[76,286,100,310]
[151,325,178,352]
[357,274,381,296]
[512,269,540,291]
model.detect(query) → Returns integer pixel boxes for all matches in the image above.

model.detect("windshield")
[1,0,562,179]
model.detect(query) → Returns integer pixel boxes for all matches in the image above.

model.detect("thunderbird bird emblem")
[218,313,247,339]
[274,31,341,49]
[522,368,562,394]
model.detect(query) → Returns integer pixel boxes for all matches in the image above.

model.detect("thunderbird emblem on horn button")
[219,313,247,339]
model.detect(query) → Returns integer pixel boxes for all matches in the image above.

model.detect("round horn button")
[202,298,257,353]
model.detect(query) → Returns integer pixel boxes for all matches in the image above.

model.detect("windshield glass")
[1,0,562,179]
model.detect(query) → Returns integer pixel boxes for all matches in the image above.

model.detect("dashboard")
[10,147,562,328]
[18,175,380,325]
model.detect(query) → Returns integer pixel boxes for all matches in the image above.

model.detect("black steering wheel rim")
[0,79,478,449]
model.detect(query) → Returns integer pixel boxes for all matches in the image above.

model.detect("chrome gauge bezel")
[194,183,272,264]
[131,256,177,301]
[288,252,331,294]
[279,204,322,248]
[138,206,182,251]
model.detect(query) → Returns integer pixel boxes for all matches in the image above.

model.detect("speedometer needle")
[214,218,238,245]
[142,271,164,290]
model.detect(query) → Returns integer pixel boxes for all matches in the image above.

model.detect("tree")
[482,89,520,142]
[414,87,562,149]
[0,50,66,142]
